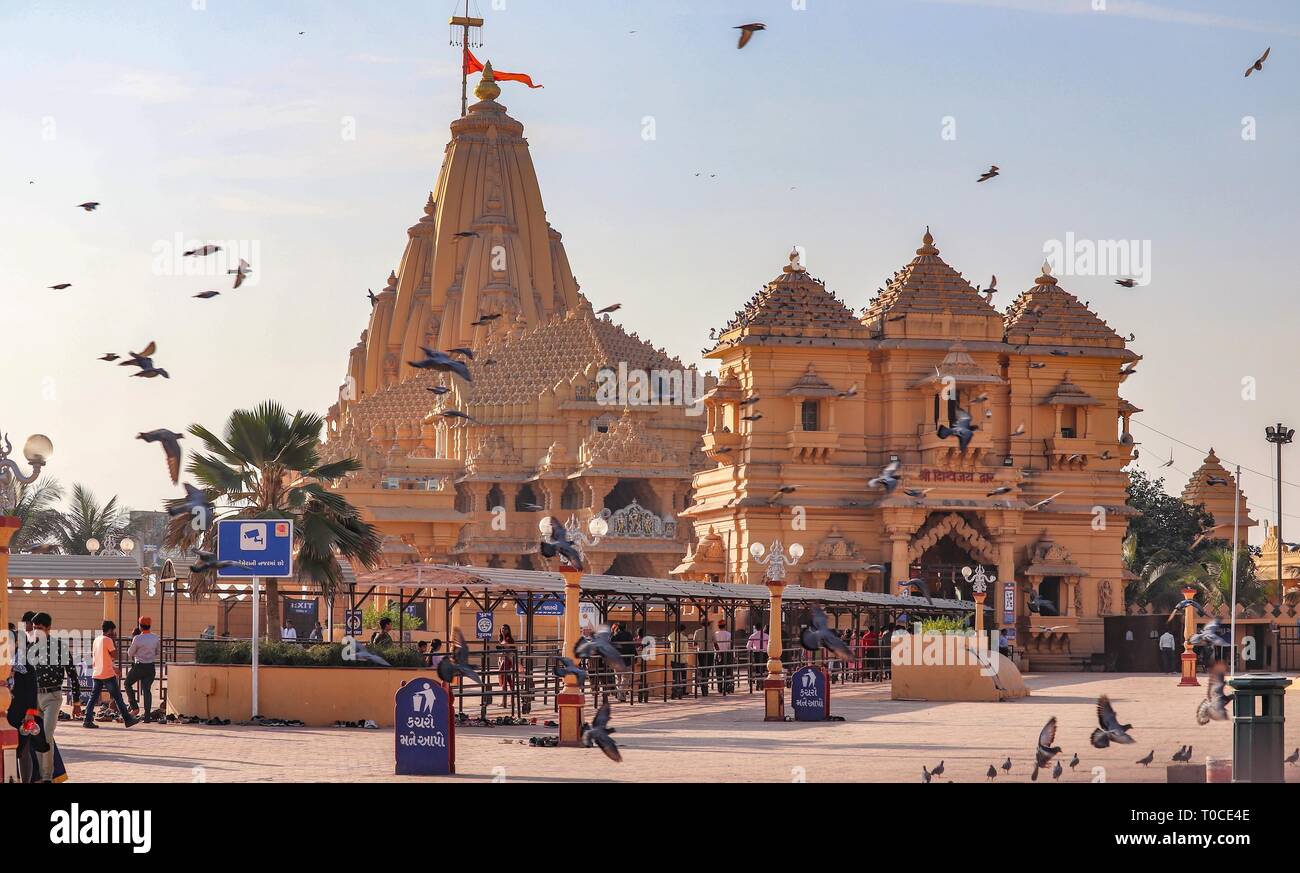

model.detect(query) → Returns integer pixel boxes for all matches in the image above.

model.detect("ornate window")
[801,400,820,432]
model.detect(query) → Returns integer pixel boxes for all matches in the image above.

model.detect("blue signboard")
[515,595,564,616]
[791,665,829,722]
[475,611,495,640]
[394,678,454,776]
[216,519,294,578]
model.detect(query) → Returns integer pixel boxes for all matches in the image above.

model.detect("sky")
[1,0,1297,543]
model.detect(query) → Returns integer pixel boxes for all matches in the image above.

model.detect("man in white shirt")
[281,619,298,642]
[714,620,733,694]
[1158,630,1176,674]
[746,625,768,682]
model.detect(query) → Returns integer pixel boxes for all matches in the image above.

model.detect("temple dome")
[1003,262,1128,350]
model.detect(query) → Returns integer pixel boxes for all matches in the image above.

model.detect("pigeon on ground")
[931,760,944,778]
[584,702,621,762]
[1090,695,1135,748]
[799,606,852,660]
[937,408,977,451]
[922,765,932,783]
[1136,749,1154,766]
[1244,46,1270,77]
[1000,757,1012,773]
[190,550,235,574]
[734,22,765,49]
[1035,717,1062,768]
[1285,748,1298,766]
[1069,752,1079,770]
[1052,760,1063,780]
[986,765,997,781]
[409,348,471,381]
[436,629,482,685]
[136,429,184,484]
[539,516,584,571]
[977,165,1000,182]
[574,628,628,674]
[1196,664,1234,725]
[1172,745,1194,762]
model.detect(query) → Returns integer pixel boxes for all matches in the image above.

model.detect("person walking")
[692,619,716,696]
[714,620,733,694]
[668,623,689,699]
[497,624,518,698]
[1158,629,1176,674]
[29,612,80,782]
[280,617,298,642]
[746,625,769,684]
[82,621,138,729]
[125,616,160,721]
[370,617,393,649]
[611,622,634,702]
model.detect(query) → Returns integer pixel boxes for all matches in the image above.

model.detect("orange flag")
[465,49,543,89]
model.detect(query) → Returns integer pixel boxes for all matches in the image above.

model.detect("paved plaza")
[51,673,1300,783]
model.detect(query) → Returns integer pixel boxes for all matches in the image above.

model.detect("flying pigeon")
[799,606,852,660]
[903,487,933,499]
[1035,716,1062,768]
[167,483,214,525]
[1011,422,1026,437]
[1024,588,1059,616]
[1189,619,1230,648]
[899,578,933,604]
[1244,46,1270,77]
[471,313,502,325]
[1167,597,1207,624]
[409,348,471,381]
[1196,664,1234,725]
[584,702,621,762]
[193,291,220,299]
[230,259,252,289]
[868,459,901,494]
[742,413,763,422]
[436,629,482,685]
[987,486,1014,498]
[439,410,478,425]
[367,289,378,307]
[596,304,622,315]
[734,22,765,49]
[448,347,475,360]
[119,341,157,371]
[1028,491,1065,511]
[937,408,977,451]
[836,383,859,398]
[427,386,451,395]
[76,202,100,212]
[98,353,119,362]
[574,627,628,674]
[739,396,761,406]
[1114,278,1137,288]
[539,516,584,571]
[767,485,796,505]
[48,283,72,290]
[1090,695,1135,748]
[977,165,1000,183]
[554,657,587,688]
[136,429,184,484]
[184,245,221,257]
[452,230,480,240]
[190,550,235,574]
[1136,749,1154,766]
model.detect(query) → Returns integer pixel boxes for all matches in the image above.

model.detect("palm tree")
[1196,546,1266,611]
[49,484,130,555]
[163,400,381,635]
[10,477,64,552]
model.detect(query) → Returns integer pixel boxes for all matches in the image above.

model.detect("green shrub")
[362,602,424,631]
[919,617,973,635]
[191,639,426,668]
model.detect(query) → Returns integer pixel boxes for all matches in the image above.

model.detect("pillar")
[1179,586,1200,687]
[889,531,912,588]
[557,566,586,745]
[764,582,786,721]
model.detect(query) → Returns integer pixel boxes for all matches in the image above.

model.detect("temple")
[675,235,1142,668]
[1180,448,1254,547]
[324,66,707,576]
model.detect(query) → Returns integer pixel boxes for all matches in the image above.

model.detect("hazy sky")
[2,0,1297,543]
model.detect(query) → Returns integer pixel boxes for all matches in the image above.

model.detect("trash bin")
[1229,672,1292,783]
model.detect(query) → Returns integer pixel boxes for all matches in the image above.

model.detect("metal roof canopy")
[6,554,143,581]
[355,564,973,612]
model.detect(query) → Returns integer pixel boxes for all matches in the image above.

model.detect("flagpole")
[450,0,481,118]
[1230,464,1240,675]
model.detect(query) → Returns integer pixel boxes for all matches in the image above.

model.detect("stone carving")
[1098,579,1113,615]
[579,411,676,468]
[605,500,677,539]
[908,512,998,564]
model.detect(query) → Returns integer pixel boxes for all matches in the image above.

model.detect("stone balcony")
[702,430,742,461]
[917,424,993,469]
[786,429,839,463]
[1045,436,1097,470]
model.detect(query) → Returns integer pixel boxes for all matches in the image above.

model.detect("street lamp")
[961,564,996,638]
[1265,423,1294,604]
[750,539,804,721]
[541,513,609,746]
[0,430,53,713]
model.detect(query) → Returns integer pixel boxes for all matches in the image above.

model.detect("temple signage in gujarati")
[791,665,829,721]
[394,678,454,776]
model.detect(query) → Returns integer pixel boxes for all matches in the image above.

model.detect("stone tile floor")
[49,673,1300,783]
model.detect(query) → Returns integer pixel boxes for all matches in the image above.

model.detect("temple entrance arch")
[907,512,999,600]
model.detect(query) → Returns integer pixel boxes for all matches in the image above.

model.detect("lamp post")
[1265,423,1293,605]
[750,539,803,721]
[544,514,609,746]
[962,564,995,638]
[1178,585,1201,687]
[0,431,53,712]
[87,533,136,623]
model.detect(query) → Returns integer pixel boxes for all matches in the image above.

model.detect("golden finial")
[916,226,939,256]
[474,61,501,102]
